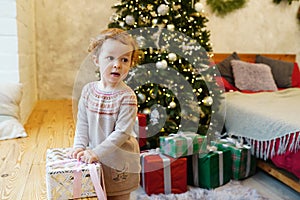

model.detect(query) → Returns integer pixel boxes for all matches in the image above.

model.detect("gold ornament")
[194,2,204,12]
[203,96,213,106]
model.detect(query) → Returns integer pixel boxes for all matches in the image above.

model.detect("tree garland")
[206,0,247,17]
[273,0,299,5]
[272,0,300,22]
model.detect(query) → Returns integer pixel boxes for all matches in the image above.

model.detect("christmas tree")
[108,0,223,149]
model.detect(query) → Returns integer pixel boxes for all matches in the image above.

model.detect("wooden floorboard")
[257,160,300,193]
[0,100,300,199]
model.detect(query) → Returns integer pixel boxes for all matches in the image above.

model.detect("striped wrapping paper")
[159,132,207,158]
[212,139,256,180]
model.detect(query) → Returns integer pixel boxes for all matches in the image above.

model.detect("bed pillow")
[292,63,300,88]
[231,60,278,92]
[255,55,294,88]
[0,83,27,140]
[216,52,240,86]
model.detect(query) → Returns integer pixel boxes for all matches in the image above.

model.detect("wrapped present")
[46,148,106,200]
[160,132,207,158]
[212,139,256,180]
[137,113,147,148]
[187,149,231,189]
[140,149,187,195]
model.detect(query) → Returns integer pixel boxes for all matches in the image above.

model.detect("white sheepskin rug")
[133,181,268,200]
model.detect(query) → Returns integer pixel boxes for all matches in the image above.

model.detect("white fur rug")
[131,181,269,200]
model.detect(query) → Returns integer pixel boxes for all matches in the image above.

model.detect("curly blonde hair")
[88,28,141,67]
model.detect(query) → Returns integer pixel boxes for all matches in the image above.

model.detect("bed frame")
[211,52,300,193]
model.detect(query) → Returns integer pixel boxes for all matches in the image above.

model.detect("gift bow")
[140,149,172,194]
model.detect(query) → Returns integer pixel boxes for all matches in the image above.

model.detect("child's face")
[96,38,133,88]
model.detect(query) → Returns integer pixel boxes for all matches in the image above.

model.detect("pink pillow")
[231,60,278,92]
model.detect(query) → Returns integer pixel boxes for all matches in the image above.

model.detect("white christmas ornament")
[169,101,176,108]
[168,53,177,62]
[195,2,204,12]
[203,96,213,106]
[157,4,169,16]
[137,93,146,103]
[156,60,168,69]
[125,15,135,25]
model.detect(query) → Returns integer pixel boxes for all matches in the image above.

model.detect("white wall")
[17,0,37,123]
[205,0,300,64]
[0,0,37,123]
[0,0,19,83]
[35,0,119,99]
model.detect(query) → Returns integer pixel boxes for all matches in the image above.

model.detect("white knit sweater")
[73,81,140,172]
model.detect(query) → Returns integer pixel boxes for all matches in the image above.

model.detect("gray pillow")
[255,55,294,88]
[231,60,278,91]
[216,52,240,86]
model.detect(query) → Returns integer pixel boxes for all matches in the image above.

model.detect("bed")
[212,53,300,192]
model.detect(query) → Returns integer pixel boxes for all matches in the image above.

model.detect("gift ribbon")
[140,149,160,191]
[193,154,199,187]
[166,132,196,155]
[73,161,82,198]
[140,149,172,194]
[217,151,224,186]
[244,145,251,178]
[89,163,107,200]
[160,154,171,194]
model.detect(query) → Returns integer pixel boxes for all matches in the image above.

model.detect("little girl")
[70,28,141,200]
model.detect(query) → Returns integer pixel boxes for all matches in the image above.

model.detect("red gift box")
[137,113,147,148]
[140,150,187,195]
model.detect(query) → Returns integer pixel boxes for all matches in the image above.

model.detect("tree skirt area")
[131,181,268,200]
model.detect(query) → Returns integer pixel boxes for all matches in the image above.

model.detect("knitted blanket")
[224,88,300,159]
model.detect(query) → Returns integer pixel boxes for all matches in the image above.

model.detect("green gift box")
[212,139,256,180]
[188,149,231,189]
[159,132,207,158]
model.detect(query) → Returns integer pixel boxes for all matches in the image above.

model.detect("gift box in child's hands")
[46,148,105,200]
[140,149,187,195]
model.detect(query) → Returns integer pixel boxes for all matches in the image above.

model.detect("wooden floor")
[0,100,299,200]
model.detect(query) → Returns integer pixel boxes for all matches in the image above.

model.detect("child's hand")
[77,149,99,164]
[67,148,84,159]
